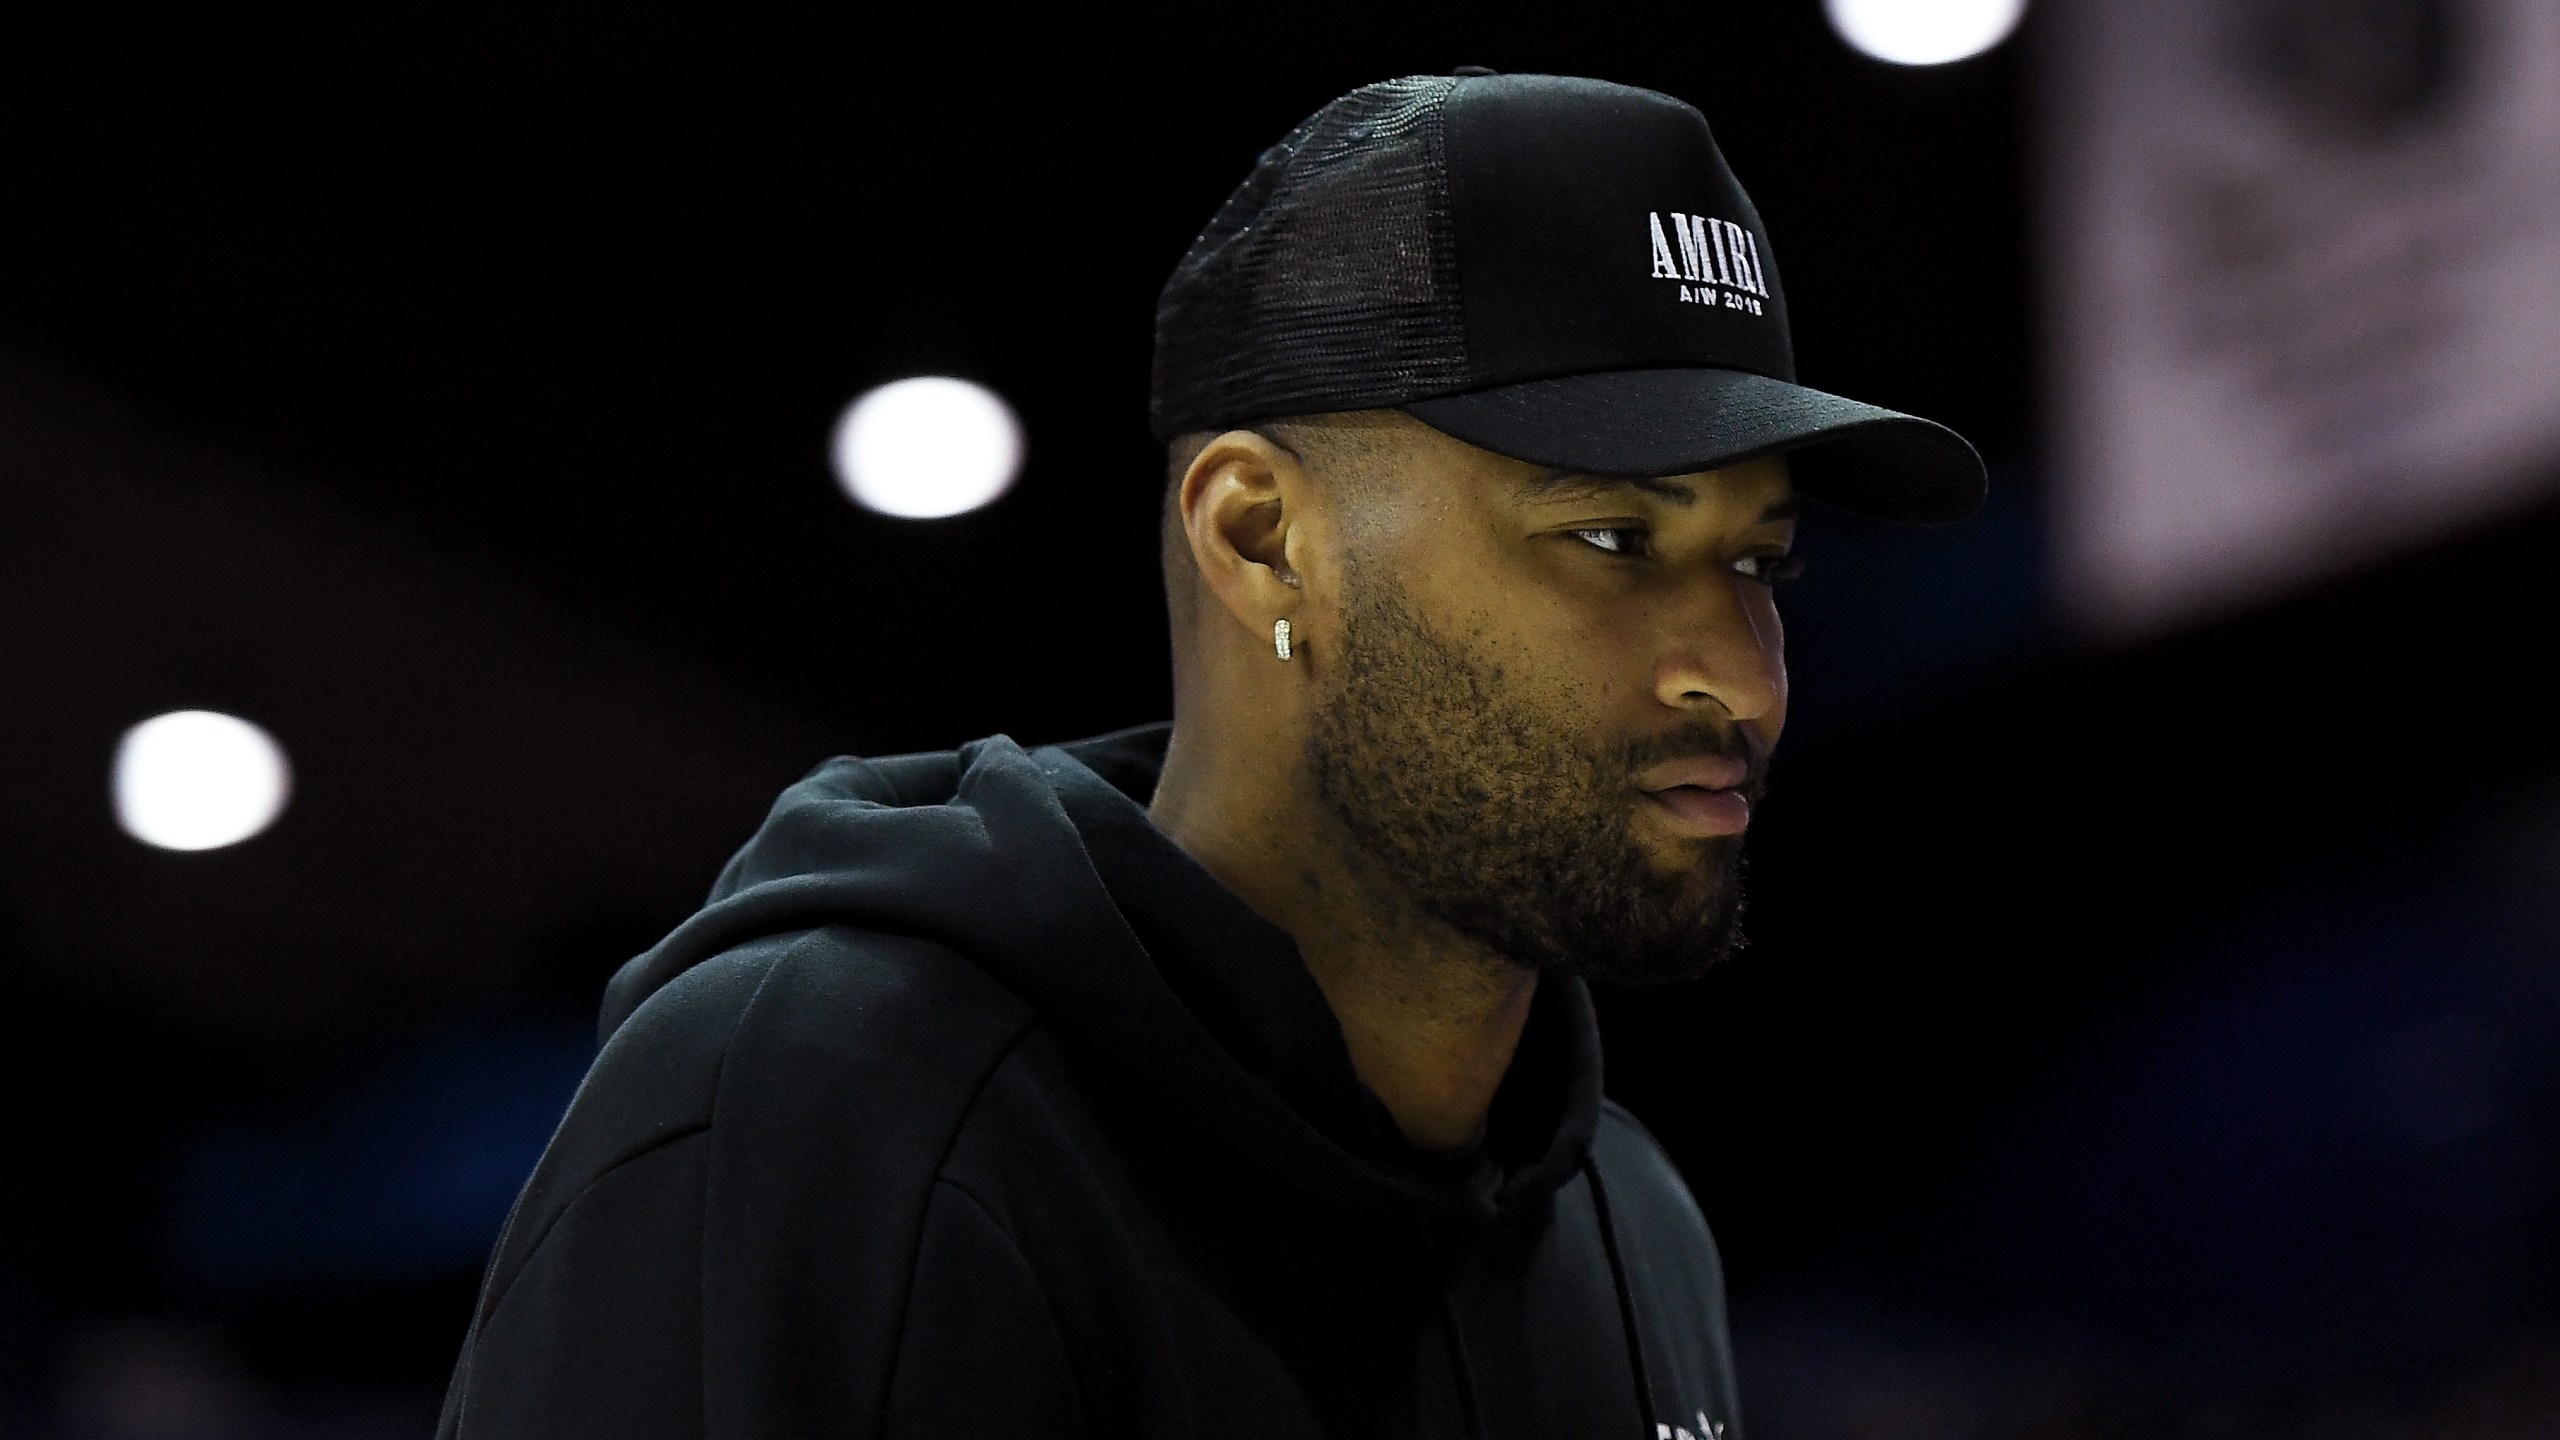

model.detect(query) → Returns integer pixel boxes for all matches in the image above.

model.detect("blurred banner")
[2046,0,2560,637]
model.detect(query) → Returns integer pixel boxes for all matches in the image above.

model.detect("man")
[437,72,1983,1439]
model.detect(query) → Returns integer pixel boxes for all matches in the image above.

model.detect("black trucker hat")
[1150,71,1987,525]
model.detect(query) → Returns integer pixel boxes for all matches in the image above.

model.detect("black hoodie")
[436,722,1745,1440]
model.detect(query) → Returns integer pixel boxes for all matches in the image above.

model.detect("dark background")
[2,3,2555,1437]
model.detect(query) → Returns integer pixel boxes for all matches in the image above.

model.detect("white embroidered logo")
[1656,1412,1728,1440]
[1648,211,1768,315]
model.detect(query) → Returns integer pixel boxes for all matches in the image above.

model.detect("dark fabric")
[1147,68,1986,527]
[436,721,1745,1439]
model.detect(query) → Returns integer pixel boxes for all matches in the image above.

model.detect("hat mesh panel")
[1150,76,1470,438]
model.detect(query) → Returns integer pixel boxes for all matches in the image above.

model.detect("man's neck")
[1149,729,1538,1155]
[1288,884,1539,1154]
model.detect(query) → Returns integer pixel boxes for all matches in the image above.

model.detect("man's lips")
[1641,785,1750,836]
[1637,755,1752,836]
[1637,755,1750,793]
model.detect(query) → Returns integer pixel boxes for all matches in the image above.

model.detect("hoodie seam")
[877,1018,1050,1418]
[460,944,796,1433]
[450,1121,713,1434]
[911,1175,1088,1423]
[470,966,769,1366]
[486,1120,719,1306]
[695,940,781,1439]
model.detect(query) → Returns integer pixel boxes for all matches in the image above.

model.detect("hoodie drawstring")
[1584,1157,1658,1435]
[1437,1281,1486,1440]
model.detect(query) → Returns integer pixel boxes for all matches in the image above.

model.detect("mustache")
[1624,724,1771,798]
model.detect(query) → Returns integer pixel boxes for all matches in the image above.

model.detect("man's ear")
[1176,429,1310,649]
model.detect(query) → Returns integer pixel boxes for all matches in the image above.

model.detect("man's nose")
[1650,579,1784,722]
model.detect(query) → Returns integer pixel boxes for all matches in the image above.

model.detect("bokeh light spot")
[1826,0,2027,66]
[829,376,1023,519]
[113,710,292,851]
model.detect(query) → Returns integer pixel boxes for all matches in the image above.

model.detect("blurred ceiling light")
[830,376,1023,519]
[114,710,292,851]
[1826,0,2027,65]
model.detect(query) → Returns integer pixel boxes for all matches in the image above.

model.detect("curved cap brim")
[1402,368,1987,525]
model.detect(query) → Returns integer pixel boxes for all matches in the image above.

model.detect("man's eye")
[1733,552,1807,586]
[1569,527,1650,557]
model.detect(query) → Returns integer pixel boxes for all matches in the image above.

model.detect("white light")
[113,710,292,851]
[829,376,1023,519]
[1826,0,2027,65]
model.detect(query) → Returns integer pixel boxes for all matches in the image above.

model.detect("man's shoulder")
[1592,1098,1689,1187]
[550,926,1040,1188]
[617,923,1030,1048]
[607,924,1039,1106]
[1591,1098,1726,1276]
[451,928,1045,1438]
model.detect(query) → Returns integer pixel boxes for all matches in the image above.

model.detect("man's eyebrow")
[1513,471,1801,521]
[1512,470,1699,507]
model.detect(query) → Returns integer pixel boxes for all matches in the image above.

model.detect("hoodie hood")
[599,722,1603,1225]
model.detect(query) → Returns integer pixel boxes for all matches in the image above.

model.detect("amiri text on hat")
[1648,211,1768,314]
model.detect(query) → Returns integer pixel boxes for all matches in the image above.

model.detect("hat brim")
[1401,368,1986,525]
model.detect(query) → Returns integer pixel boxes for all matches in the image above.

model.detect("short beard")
[1306,555,1759,988]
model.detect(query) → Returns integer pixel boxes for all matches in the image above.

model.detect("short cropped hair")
[1159,411,1407,651]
